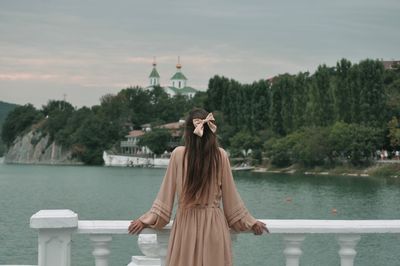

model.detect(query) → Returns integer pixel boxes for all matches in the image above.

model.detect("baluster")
[156,230,170,266]
[90,234,112,266]
[283,234,305,266]
[337,234,361,266]
[129,228,170,266]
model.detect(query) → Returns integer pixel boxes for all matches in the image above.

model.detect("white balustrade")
[337,234,361,266]
[283,234,305,266]
[30,209,78,266]
[26,210,400,266]
[90,234,112,266]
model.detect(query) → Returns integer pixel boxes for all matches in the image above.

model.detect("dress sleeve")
[221,150,258,232]
[138,150,177,229]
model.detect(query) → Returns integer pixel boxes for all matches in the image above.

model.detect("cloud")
[0,72,59,81]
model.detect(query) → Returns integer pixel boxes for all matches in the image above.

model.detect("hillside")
[0,101,18,156]
[0,101,18,125]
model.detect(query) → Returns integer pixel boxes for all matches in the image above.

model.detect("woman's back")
[136,146,258,266]
[129,109,268,266]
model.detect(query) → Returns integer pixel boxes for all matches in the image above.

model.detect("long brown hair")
[182,108,221,204]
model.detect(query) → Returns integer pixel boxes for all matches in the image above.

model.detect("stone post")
[30,209,78,266]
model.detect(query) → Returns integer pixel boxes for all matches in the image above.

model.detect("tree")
[329,122,383,165]
[190,91,207,109]
[1,104,42,146]
[138,128,171,155]
[229,130,261,158]
[349,64,361,123]
[206,75,230,111]
[280,74,295,134]
[292,72,309,130]
[42,100,75,141]
[307,65,335,126]
[250,80,271,131]
[388,117,400,149]
[292,127,331,167]
[264,135,296,167]
[334,59,353,123]
[358,59,386,127]
[270,77,285,135]
[70,113,119,164]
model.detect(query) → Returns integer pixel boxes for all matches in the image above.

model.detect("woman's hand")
[128,219,146,235]
[252,220,269,235]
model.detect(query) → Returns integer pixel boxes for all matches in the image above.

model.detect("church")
[146,57,197,98]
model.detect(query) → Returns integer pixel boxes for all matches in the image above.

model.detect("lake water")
[0,163,400,266]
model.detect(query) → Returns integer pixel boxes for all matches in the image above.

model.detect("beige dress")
[139,146,257,266]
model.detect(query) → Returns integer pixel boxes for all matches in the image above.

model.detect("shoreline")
[2,160,84,166]
[252,162,400,178]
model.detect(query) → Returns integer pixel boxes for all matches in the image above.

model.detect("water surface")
[0,164,399,265]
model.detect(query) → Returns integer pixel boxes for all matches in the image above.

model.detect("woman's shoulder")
[218,147,229,159]
[218,146,227,154]
[173,146,185,152]
[172,146,226,157]
[171,146,185,156]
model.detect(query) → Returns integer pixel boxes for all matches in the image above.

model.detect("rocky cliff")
[4,130,83,165]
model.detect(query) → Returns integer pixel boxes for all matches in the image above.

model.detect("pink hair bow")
[193,113,217,137]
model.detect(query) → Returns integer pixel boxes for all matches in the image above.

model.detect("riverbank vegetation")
[1,87,204,164]
[2,58,400,168]
[207,59,400,171]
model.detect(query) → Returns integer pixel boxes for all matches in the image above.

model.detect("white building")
[146,57,197,98]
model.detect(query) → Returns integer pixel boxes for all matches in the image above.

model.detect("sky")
[0,0,399,108]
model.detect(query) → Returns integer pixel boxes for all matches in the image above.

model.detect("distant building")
[266,76,277,85]
[120,120,185,155]
[120,130,149,155]
[146,57,197,98]
[381,60,400,70]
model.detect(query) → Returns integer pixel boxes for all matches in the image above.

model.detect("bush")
[370,164,400,177]
[329,122,383,165]
[292,127,331,167]
[265,136,296,167]
[266,123,383,168]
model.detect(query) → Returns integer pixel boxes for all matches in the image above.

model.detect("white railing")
[26,209,400,266]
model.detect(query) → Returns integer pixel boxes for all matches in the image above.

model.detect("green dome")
[170,72,187,80]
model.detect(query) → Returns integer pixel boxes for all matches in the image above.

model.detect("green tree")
[270,77,285,135]
[292,72,309,130]
[206,75,230,111]
[334,59,353,123]
[358,59,386,127]
[70,113,119,164]
[307,65,335,126]
[138,128,171,155]
[1,104,42,146]
[280,74,295,133]
[265,135,296,167]
[250,80,271,131]
[229,130,261,158]
[329,122,383,165]
[388,117,400,149]
[42,100,74,141]
[349,64,361,123]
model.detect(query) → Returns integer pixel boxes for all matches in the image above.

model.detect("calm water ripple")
[0,164,399,265]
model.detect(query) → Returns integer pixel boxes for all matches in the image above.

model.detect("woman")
[128,108,268,266]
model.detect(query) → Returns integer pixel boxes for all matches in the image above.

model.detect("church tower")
[149,57,160,86]
[170,56,187,89]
